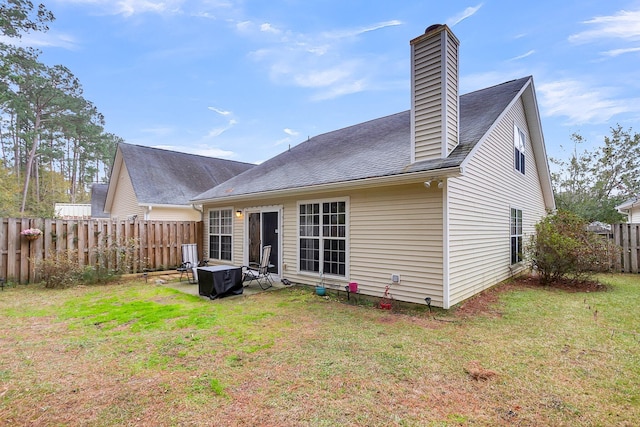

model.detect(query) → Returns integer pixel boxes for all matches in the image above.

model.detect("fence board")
[0,218,202,284]
[612,223,640,273]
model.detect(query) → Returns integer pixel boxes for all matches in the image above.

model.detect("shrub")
[35,237,143,288]
[527,210,620,284]
[36,250,84,289]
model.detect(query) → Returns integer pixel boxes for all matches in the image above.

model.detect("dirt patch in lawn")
[454,275,607,318]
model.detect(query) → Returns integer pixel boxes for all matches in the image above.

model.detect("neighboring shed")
[54,203,91,219]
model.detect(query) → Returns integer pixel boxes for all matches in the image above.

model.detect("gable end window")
[299,200,347,277]
[510,208,523,264]
[514,125,526,174]
[209,208,233,261]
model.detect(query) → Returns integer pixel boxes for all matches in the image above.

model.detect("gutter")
[139,203,203,209]
[192,166,463,204]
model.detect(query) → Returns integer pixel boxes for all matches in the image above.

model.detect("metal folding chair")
[242,245,273,290]
[177,243,201,283]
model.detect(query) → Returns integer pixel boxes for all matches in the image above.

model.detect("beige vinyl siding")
[448,97,547,306]
[109,162,145,219]
[630,205,640,223]
[411,26,459,162]
[203,183,444,305]
[444,37,459,155]
[147,207,201,222]
[412,33,445,162]
[349,184,444,305]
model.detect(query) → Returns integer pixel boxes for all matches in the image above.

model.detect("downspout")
[192,204,205,260]
[442,178,450,309]
[192,204,204,221]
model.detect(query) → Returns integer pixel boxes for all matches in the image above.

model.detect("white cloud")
[207,119,237,138]
[260,23,281,34]
[312,80,366,101]
[275,128,300,146]
[54,0,185,16]
[141,126,174,136]
[208,107,232,116]
[569,9,640,44]
[0,31,79,50]
[538,79,634,125]
[153,144,235,158]
[293,66,353,88]
[446,4,483,27]
[460,70,526,94]
[601,46,640,56]
[244,20,402,100]
[322,20,402,39]
[236,20,253,32]
[509,50,535,61]
[189,147,235,158]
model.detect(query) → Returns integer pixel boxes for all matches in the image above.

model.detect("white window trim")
[514,124,526,175]
[296,197,350,280]
[207,207,234,262]
[510,206,523,265]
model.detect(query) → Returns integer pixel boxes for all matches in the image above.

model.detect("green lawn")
[1,274,638,426]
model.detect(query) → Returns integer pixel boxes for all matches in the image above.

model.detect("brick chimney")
[410,24,460,163]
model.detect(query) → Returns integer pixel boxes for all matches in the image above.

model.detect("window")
[514,125,525,174]
[209,209,233,261]
[510,208,523,264]
[299,200,347,276]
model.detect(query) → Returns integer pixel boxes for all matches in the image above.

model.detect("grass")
[0,274,639,426]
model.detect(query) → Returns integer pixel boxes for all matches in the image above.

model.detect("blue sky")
[10,0,640,169]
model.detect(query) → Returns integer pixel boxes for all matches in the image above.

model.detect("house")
[616,197,640,223]
[90,183,109,219]
[103,143,255,221]
[192,24,555,308]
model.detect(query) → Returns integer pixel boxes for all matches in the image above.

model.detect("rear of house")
[193,25,554,308]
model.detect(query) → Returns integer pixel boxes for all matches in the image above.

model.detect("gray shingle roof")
[118,143,255,205]
[90,183,109,218]
[193,76,531,201]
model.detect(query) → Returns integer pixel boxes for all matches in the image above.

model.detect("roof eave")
[194,167,463,204]
[139,203,202,209]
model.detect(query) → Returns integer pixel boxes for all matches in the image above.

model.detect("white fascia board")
[193,167,463,205]
[138,203,201,210]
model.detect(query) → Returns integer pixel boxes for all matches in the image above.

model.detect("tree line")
[0,0,120,218]
[0,1,638,222]
[551,125,640,224]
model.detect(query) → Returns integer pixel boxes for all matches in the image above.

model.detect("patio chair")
[242,245,273,290]
[177,243,207,284]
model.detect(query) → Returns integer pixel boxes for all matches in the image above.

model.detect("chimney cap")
[425,24,444,34]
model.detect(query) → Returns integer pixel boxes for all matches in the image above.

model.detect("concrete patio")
[157,272,289,299]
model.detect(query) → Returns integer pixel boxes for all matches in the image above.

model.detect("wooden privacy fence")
[612,223,640,273]
[0,218,203,284]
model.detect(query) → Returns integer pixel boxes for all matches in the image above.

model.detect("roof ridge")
[119,142,255,166]
[460,76,531,97]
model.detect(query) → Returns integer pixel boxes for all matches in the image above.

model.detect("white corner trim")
[442,179,450,309]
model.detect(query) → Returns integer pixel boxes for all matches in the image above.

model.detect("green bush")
[35,238,143,288]
[527,210,620,284]
[36,250,84,289]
